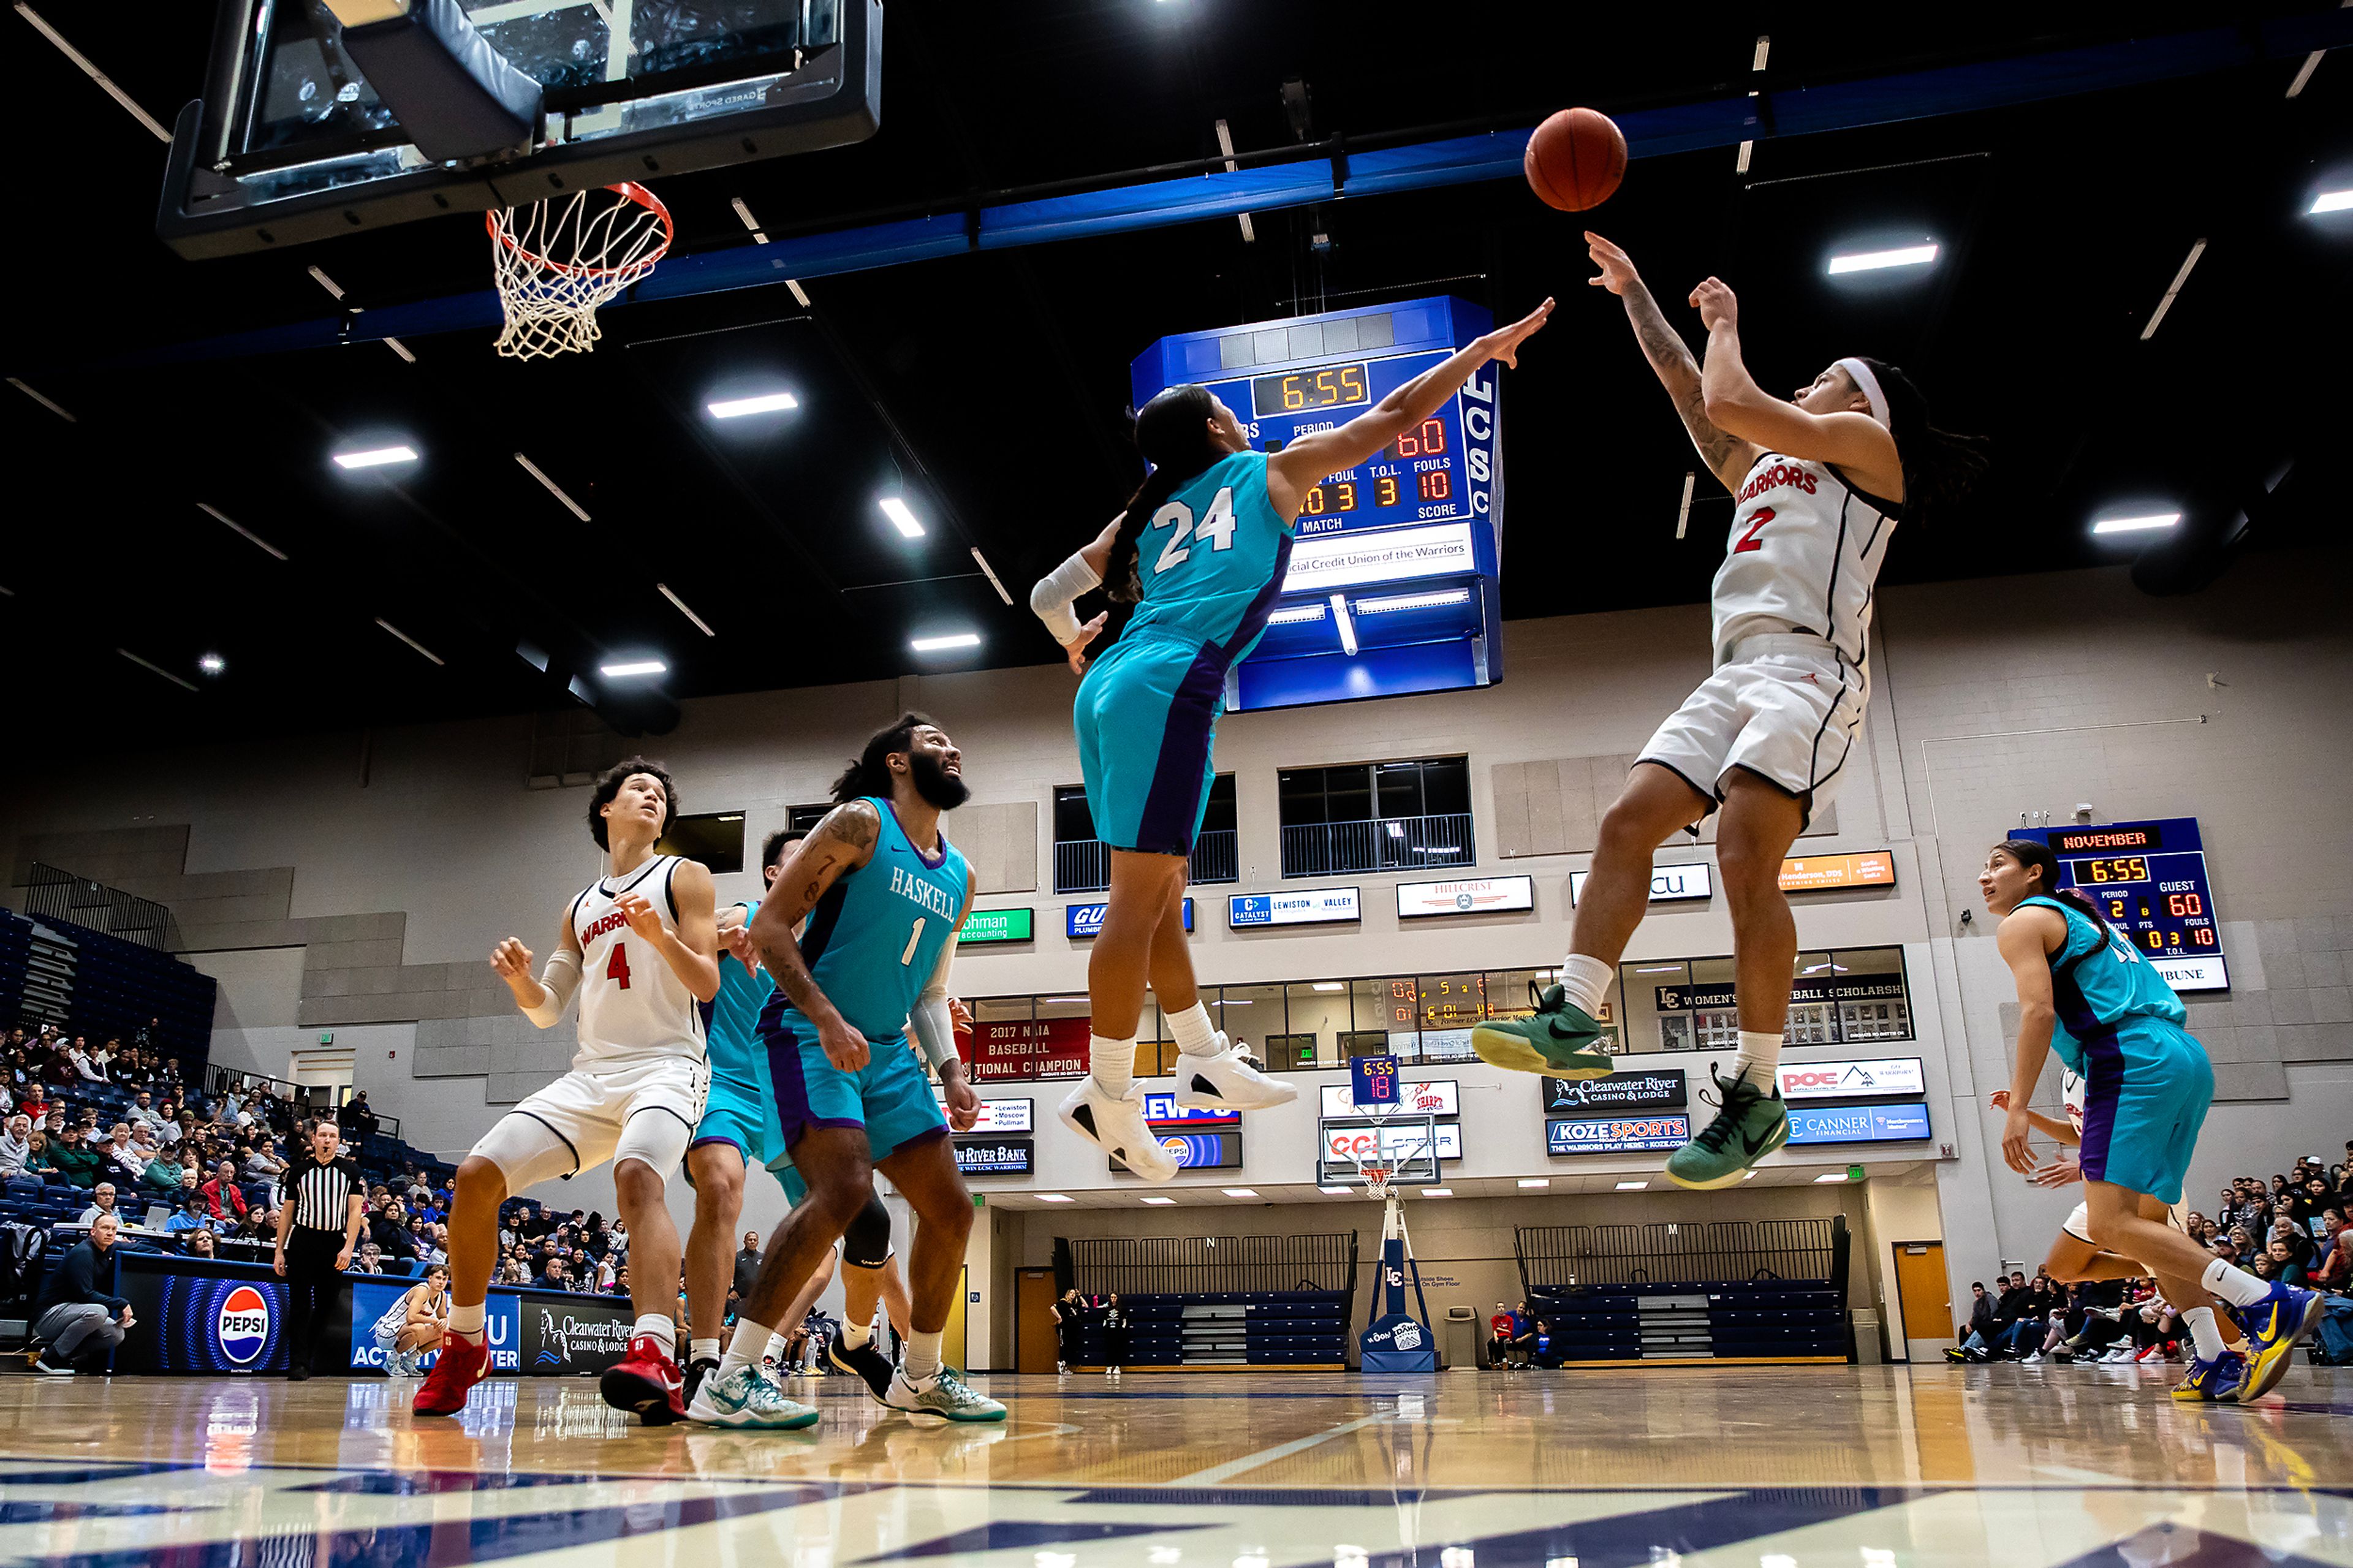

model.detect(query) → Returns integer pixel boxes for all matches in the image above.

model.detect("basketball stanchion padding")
[488,184,674,360]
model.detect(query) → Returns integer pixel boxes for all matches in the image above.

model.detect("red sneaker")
[600,1335,688,1425]
[412,1333,488,1417]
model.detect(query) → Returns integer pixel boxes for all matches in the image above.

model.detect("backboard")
[159,0,881,259]
[1319,1114,1439,1190]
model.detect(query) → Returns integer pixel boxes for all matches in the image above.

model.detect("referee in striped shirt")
[274,1118,365,1381]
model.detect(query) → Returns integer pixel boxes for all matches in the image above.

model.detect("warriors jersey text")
[1711,450,1899,667]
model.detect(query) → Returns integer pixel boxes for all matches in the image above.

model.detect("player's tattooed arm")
[1587,232,1757,493]
[749,800,882,1067]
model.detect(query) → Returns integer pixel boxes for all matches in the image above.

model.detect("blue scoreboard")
[2014,817,2229,992]
[1130,297,1503,712]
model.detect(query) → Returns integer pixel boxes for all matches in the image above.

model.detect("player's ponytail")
[1995,836,2112,933]
[1852,357,1988,528]
[1106,384,1226,603]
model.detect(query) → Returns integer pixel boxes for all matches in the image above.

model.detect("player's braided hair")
[1105,384,1228,602]
[1994,838,2112,933]
[1851,357,1988,526]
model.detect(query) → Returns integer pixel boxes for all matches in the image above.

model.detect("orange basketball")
[1524,108,1627,212]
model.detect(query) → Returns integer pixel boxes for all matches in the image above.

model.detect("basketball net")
[487,183,673,360]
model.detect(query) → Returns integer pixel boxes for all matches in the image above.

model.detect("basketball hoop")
[1360,1166,1396,1200]
[487,183,673,360]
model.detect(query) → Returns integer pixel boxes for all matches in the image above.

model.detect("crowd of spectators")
[490,1199,633,1295]
[1953,1150,2353,1366]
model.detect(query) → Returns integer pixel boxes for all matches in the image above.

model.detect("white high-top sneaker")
[1058,1078,1178,1181]
[1173,1032,1300,1111]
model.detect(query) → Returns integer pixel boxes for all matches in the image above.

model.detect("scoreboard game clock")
[1131,297,1504,712]
[2015,817,2229,992]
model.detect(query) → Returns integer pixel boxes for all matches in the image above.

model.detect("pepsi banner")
[119,1261,289,1373]
[1785,1102,1931,1145]
[347,1278,521,1374]
[1113,1129,1243,1174]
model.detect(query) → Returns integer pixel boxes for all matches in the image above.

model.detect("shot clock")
[1131,297,1504,713]
[2014,817,2229,992]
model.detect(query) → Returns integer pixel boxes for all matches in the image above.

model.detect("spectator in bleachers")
[183,1227,218,1260]
[336,1091,378,1153]
[32,1211,133,1375]
[79,1182,122,1227]
[0,1115,31,1180]
[531,1255,572,1292]
[165,1191,216,1238]
[140,1144,187,1194]
[202,1159,249,1224]
[68,1039,105,1083]
[245,1137,286,1209]
[99,1125,144,1185]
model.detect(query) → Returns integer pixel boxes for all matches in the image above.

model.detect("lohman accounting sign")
[1395,875,1534,919]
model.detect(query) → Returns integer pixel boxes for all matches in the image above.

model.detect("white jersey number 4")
[1151,487,1238,575]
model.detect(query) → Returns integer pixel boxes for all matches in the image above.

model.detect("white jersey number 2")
[1151,487,1238,575]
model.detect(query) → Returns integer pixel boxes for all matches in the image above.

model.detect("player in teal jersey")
[1985,838,2321,1403]
[732,714,1002,1425]
[1031,298,1555,1178]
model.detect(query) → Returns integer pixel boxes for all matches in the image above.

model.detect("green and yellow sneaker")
[1664,1064,1790,1189]
[1471,982,1615,1078]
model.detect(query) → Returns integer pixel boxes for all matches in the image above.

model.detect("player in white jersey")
[1476,231,1984,1191]
[415,757,721,1424]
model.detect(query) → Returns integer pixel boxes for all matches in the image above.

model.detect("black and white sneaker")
[828,1333,897,1401]
[683,1356,721,1409]
[32,1352,73,1377]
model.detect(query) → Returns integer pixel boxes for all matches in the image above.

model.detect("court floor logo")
[217,1285,271,1366]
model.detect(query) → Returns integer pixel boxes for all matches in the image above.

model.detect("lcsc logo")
[218,1284,271,1366]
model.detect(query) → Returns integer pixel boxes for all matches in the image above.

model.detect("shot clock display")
[1132,297,1503,712]
[2014,817,2229,992]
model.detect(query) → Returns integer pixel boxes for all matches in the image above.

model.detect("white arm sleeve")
[1028,549,1103,646]
[520,947,582,1029]
[907,928,962,1073]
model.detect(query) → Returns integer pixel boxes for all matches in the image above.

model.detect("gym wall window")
[1618,947,1914,1055]
[657,811,745,874]
[1051,778,1237,895]
[1276,757,1472,877]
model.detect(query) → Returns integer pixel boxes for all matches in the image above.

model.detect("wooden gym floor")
[0,1365,2346,1567]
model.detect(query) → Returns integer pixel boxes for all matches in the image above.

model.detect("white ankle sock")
[843,1319,873,1350]
[633,1314,676,1357]
[905,1329,943,1383]
[1090,1034,1137,1097]
[2202,1258,2272,1308]
[1167,1002,1218,1056]
[765,1333,789,1366]
[689,1336,721,1365]
[718,1317,770,1377]
[1731,1031,1784,1088]
[1556,953,1613,1017]
[449,1300,486,1339]
[2182,1306,2226,1361]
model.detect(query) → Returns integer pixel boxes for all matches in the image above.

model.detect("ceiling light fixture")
[656,583,716,637]
[383,336,416,364]
[1319,1185,1353,1195]
[1036,1194,1074,1203]
[1614,1180,1648,1191]
[197,653,225,676]
[2092,511,2181,536]
[307,266,346,301]
[1222,1188,1258,1199]
[1311,982,1344,992]
[333,444,417,469]
[730,196,770,244]
[1676,470,1696,539]
[513,452,590,521]
[14,5,170,141]
[970,548,1014,605]
[117,648,196,692]
[2311,189,2353,214]
[2140,238,2207,340]
[375,619,444,665]
[878,497,926,538]
[1330,593,1358,656]
[6,377,75,422]
[786,278,811,307]
[1266,604,1327,625]
[1420,1187,1453,1198]
[1356,588,1471,614]
[1827,243,1938,275]
[1735,34,1770,173]
[1518,1178,1550,1189]
[1214,118,1255,243]
[197,502,288,561]
[1813,1172,1849,1183]
[599,659,668,678]
[707,391,800,419]
[1141,1195,1176,1205]
[910,632,980,653]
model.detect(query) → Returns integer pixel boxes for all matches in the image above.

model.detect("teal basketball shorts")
[2076,1017,2214,1206]
[686,1064,783,1176]
[1075,632,1224,856]
[764,1008,948,1167]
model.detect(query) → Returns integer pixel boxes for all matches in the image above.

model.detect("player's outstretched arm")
[1586,232,1757,493]
[1030,512,1123,673]
[750,800,882,1071]
[1689,276,1901,493]
[493,921,583,1029]
[1995,906,2067,1176]
[1266,298,1553,520]
[1989,1090,2079,1146]
[619,858,721,1003]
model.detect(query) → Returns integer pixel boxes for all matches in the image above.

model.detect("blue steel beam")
[105,13,2353,368]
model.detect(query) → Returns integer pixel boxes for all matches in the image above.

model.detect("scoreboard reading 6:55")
[2017,817,2229,993]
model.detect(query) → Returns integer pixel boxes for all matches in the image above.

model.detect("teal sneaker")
[882,1366,1006,1425]
[2228,1283,2322,1403]
[1664,1064,1790,1189]
[1471,982,1614,1078]
[684,1364,821,1430]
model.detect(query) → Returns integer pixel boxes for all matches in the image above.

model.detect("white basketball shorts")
[472,1055,710,1188]
[1637,635,1868,827]
[2064,1202,2093,1245]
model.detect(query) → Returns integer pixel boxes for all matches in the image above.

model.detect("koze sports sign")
[1775,1058,1925,1102]
[1546,1116,1692,1155]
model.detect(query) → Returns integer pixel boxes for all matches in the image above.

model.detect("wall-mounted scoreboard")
[2015,817,2228,992]
[1130,297,1503,712]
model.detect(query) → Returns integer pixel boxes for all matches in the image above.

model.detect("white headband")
[1835,357,1890,430]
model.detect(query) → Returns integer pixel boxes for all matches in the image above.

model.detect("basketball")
[1525,107,1627,211]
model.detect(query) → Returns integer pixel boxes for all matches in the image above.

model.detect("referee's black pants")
[283,1229,344,1377]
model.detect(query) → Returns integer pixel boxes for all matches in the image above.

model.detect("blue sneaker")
[2229,1284,2322,1403]
[2171,1349,2245,1402]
